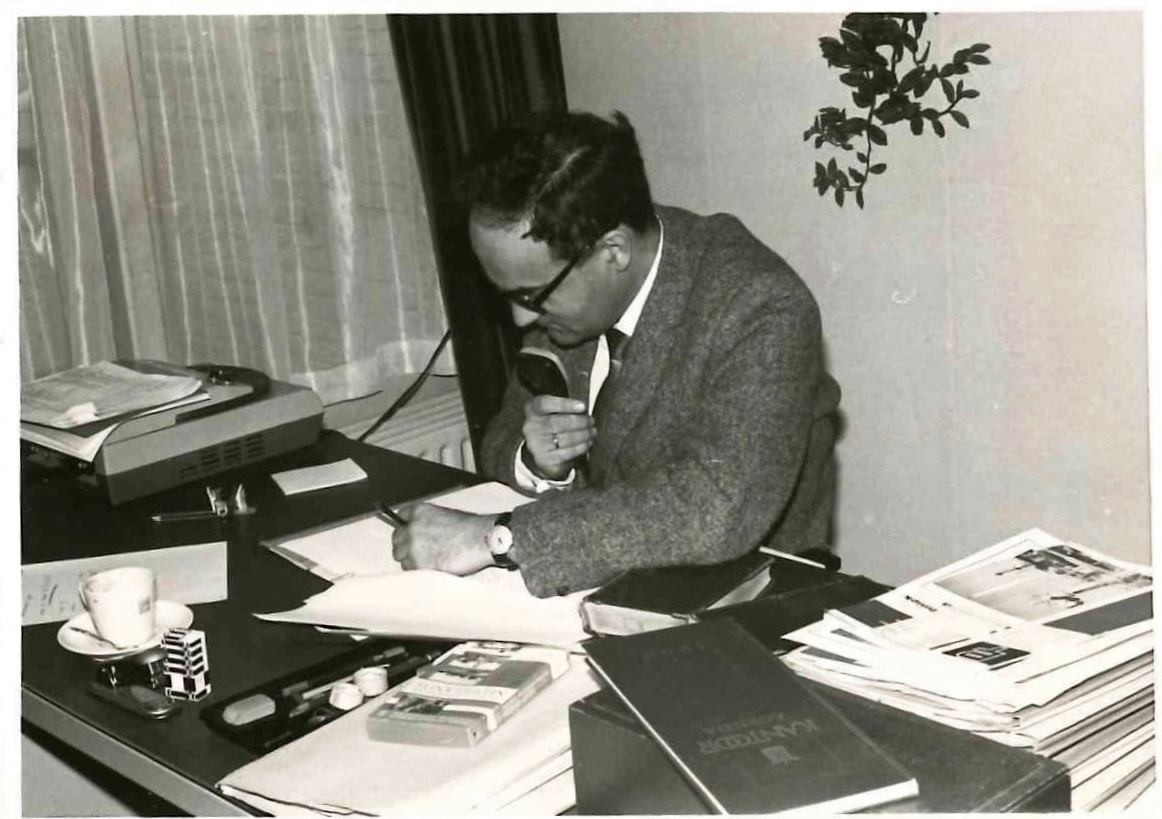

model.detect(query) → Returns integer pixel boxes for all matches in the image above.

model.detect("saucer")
[57,600,194,659]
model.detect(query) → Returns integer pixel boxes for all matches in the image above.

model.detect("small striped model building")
[162,628,211,701]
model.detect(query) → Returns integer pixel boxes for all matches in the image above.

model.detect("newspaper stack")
[782,529,1154,811]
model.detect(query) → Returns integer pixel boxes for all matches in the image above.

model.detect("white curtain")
[18,15,451,404]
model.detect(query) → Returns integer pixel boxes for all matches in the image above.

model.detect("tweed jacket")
[480,205,841,597]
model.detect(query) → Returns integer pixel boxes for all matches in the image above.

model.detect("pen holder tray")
[201,638,447,754]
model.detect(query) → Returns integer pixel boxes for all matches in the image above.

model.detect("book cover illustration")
[584,619,918,814]
[366,641,570,747]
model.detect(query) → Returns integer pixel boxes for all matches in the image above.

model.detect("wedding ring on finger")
[552,433,561,450]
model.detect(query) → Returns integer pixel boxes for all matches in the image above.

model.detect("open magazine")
[784,528,1153,715]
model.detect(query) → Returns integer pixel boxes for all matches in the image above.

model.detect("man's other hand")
[391,504,494,575]
[522,395,596,479]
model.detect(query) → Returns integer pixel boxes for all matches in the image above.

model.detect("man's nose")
[511,303,540,327]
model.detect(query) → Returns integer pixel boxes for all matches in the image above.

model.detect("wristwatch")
[486,512,518,570]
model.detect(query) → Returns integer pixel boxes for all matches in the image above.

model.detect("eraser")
[221,693,276,726]
[329,682,364,711]
[354,666,389,697]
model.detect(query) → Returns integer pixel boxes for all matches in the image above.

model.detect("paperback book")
[366,641,570,747]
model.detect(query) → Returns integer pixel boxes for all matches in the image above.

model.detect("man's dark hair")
[460,110,654,261]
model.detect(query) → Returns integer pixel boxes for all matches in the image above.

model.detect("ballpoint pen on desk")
[151,484,255,524]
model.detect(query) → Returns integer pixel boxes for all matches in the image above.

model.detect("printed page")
[21,361,203,428]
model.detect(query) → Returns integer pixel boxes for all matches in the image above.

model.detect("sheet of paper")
[21,360,203,429]
[271,458,369,496]
[255,567,591,648]
[21,541,228,625]
[424,482,536,515]
[20,391,211,463]
[263,482,535,582]
[218,660,600,816]
[265,513,398,582]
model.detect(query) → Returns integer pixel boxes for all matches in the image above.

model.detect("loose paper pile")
[218,657,601,816]
[258,481,593,647]
[783,528,1154,811]
[20,361,208,461]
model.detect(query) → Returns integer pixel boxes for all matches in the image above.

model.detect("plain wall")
[559,12,1149,583]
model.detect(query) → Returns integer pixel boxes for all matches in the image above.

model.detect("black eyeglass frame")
[501,246,590,314]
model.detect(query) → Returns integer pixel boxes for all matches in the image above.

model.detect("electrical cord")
[357,328,454,444]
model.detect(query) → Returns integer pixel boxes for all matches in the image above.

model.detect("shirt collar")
[613,217,664,337]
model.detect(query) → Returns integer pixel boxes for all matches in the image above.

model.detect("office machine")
[22,361,324,505]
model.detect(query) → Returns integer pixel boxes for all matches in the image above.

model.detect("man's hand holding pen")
[390,504,494,576]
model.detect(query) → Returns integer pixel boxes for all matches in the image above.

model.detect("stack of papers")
[218,656,602,815]
[782,528,1154,811]
[20,361,207,461]
[258,482,593,647]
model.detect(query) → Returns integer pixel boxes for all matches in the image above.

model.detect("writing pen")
[375,502,406,527]
[150,509,224,524]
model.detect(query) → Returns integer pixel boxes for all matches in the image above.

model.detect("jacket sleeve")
[507,279,825,597]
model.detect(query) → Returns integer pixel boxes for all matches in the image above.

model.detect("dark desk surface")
[22,431,472,813]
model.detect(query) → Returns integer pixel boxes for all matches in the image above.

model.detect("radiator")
[346,390,476,472]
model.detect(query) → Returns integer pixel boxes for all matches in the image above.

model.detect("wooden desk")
[21,432,470,814]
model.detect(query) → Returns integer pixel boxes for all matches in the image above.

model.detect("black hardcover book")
[580,551,775,636]
[584,618,918,815]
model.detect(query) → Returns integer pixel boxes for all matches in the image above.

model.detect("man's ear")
[599,227,633,273]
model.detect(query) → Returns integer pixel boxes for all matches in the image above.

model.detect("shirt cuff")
[513,443,575,493]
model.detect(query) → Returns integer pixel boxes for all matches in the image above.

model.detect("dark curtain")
[389,14,568,457]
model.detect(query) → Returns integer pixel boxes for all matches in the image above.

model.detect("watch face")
[488,524,514,556]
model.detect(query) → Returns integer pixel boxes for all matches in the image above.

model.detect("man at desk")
[393,110,841,596]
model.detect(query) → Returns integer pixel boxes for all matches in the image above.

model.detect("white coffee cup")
[79,566,157,647]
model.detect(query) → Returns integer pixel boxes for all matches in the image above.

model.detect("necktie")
[592,328,630,427]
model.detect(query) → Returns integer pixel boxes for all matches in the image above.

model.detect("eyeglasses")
[502,251,586,314]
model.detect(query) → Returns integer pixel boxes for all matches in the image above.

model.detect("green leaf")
[940,78,955,102]
[957,79,964,94]
[828,157,838,174]
[939,63,956,78]
[856,188,865,209]
[850,168,865,183]
[857,151,868,163]
[970,43,991,53]
[815,136,824,148]
[840,71,864,87]
[962,89,980,99]
[932,119,945,137]
[950,110,970,128]
[867,124,888,145]
[869,163,887,174]
[922,107,940,120]
[836,170,849,187]
[817,181,828,197]
[835,187,845,207]
[910,115,923,135]
[815,162,826,178]
[966,54,991,65]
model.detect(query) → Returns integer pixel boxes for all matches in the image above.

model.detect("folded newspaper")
[782,527,1154,811]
